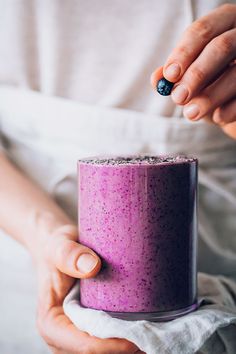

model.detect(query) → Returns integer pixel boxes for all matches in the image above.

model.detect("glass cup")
[78,155,198,321]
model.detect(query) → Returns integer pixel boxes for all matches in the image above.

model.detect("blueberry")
[156,77,174,96]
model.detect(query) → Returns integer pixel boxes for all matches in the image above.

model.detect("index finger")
[163,4,236,82]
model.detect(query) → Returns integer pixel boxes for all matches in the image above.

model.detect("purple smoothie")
[78,155,198,320]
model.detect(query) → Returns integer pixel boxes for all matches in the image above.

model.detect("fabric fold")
[63,273,236,354]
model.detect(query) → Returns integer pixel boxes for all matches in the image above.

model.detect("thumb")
[48,225,101,279]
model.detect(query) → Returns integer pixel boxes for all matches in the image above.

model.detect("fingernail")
[171,84,189,104]
[165,63,181,81]
[76,253,98,273]
[183,104,200,120]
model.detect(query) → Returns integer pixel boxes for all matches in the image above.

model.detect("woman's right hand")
[150,3,236,139]
[35,224,144,354]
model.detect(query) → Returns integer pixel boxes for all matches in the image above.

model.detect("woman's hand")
[34,225,142,354]
[151,3,236,139]
[0,154,144,353]
[36,224,143,354]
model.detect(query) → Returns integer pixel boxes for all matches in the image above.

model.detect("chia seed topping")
[78,155,196,166]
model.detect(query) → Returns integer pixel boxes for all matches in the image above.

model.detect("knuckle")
[188,66,206,84]
[220,3,235,12]
[177,45,192,60]
[202,92,213,107]
[214,35,235,55]
[190,19,213,40]
[56,239,75,263]
[190,93,212,113]
[52,224,78,239]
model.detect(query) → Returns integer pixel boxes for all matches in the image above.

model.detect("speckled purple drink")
[78,155,198,321]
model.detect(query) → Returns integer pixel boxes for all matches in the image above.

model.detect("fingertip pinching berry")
[156,78,174,96]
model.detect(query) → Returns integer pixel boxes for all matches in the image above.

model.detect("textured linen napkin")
[63,273,236,354]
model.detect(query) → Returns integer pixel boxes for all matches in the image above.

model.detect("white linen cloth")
[64,274,236,354]
[0,87,236,353]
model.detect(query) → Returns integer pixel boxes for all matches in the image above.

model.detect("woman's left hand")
[36,224,143,354]
[151,3,236,138]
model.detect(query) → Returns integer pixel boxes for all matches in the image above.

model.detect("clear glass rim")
[105,301,199,322]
